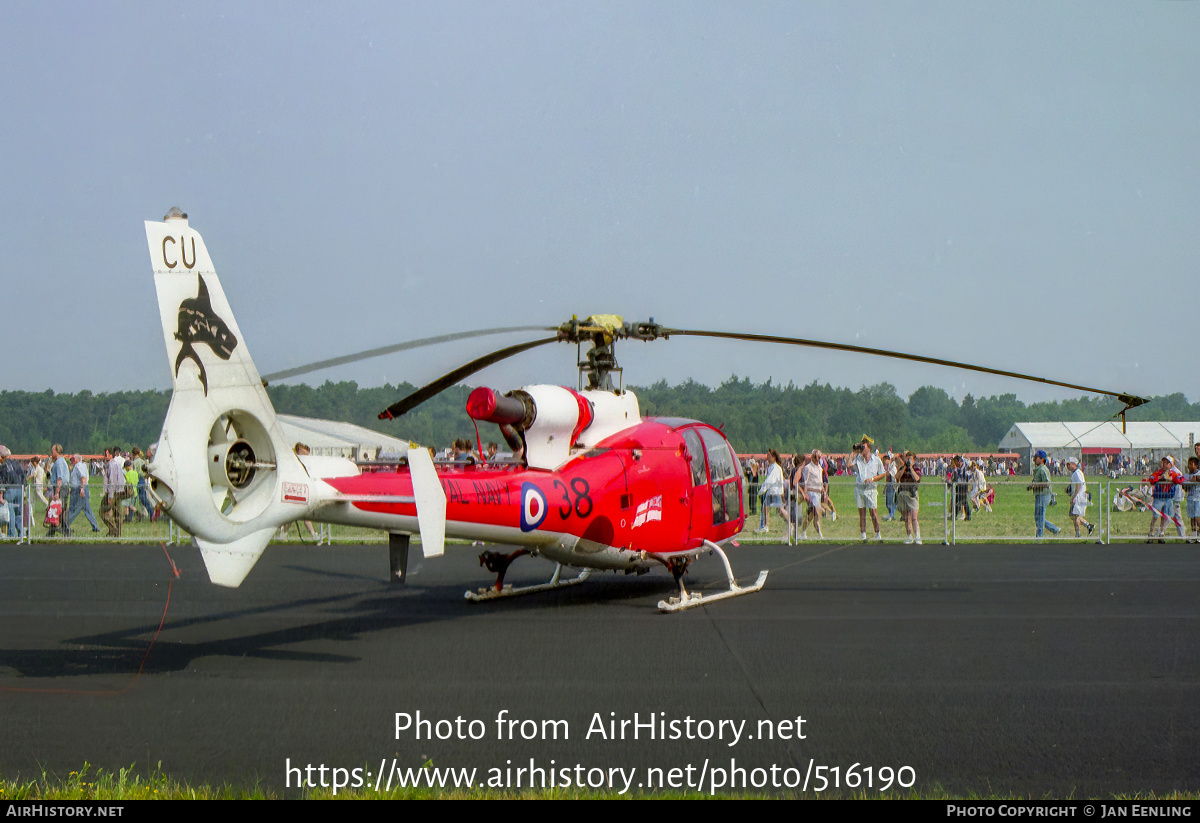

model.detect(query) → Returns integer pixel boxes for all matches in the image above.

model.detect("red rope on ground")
[1,542,178,696]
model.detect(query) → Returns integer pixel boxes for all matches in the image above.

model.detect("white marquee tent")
[998,422,1199,467]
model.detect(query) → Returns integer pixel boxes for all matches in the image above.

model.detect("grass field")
[3,763,1197,800]
[2,475,1193,547]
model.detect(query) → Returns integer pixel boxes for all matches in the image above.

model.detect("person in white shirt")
[799,451,826,539]
[1066,456,1094,539]
[849,435,885,541]
[969,461,991,513]
[754,449,791,536]
[28,456,48,506]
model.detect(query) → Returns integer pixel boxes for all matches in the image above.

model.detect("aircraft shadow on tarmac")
[0,563,684,680]
[0,543,971,681]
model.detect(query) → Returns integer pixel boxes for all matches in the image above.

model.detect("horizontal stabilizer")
[408,447,446,557]
[195,528,276,587]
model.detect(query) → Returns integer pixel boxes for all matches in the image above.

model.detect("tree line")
[1,378,1196,456]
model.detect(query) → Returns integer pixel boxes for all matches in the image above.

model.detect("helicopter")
[143,209,1147,612]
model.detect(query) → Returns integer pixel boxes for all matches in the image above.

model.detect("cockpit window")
[698,427,736,482]
[722,480,741,522]
[681,429,706,487]
[693,427,742,525]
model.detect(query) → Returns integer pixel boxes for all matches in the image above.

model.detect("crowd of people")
[742,440,1200,543]
[745,443,1018,544]
[1029,446,1200,543]
[3,436,1198,544]
[746,452,1023,486]
[0,444,158,542]
[1136,450,1200,544]
[748,437,930,544]
[1039,452,1182,479]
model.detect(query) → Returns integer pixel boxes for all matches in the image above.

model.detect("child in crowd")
[123,460,140,522]
[44,492,63,537]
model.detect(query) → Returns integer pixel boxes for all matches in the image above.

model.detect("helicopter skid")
[465,565,591,602]
[657,540,769,613]
[657,569,769,613]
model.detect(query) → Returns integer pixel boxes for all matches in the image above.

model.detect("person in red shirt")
[1143,456,1185,542]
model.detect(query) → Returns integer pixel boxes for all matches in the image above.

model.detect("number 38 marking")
[552,477,592,519]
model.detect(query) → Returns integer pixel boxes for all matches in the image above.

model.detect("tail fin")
[146,208,307,586]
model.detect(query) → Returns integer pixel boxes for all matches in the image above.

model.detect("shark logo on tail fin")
[173,275,237,396]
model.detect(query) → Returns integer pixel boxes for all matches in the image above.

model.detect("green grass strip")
[2,763,1198,800]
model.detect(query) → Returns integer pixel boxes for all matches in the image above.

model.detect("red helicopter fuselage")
[322,416,745,573]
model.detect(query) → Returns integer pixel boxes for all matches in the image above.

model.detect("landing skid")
[465,563,592,602]
[657,541,769,613]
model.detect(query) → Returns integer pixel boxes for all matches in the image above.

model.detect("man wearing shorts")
[895,450,922,544]
[849,435,885,541]
[1065,456,1095,539]
[1144,456,1185,542]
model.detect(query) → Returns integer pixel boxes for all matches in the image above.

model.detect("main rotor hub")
[554,315,668,392]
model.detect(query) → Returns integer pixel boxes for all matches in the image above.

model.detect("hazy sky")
[3,2,1197,411]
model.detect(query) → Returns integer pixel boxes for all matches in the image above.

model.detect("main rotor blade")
[379,337,560,419]
[659,328,1149,408]
[262,326,554,383]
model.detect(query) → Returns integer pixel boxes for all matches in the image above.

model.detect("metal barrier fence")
[3,477,1196,546]
[2,481,173,543]
[1104,479,1198,544]
[749,476,1199,545]
[1,481,388,546]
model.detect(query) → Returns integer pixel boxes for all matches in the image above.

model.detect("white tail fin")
[146,209,309,586]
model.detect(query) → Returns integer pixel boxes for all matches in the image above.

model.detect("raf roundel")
[520,482,548,532]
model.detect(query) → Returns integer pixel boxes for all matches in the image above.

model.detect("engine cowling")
[467,385,639,470]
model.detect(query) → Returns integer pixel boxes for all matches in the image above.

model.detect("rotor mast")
[558,315,626,392]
